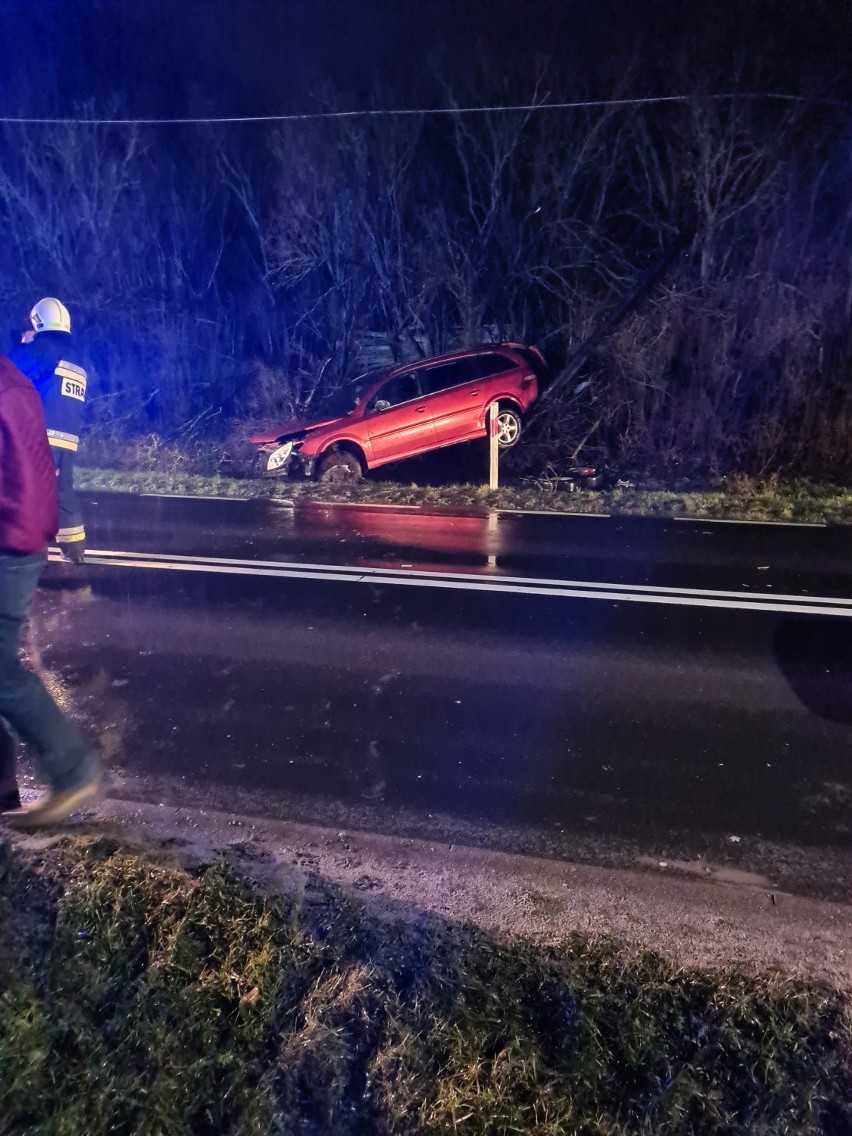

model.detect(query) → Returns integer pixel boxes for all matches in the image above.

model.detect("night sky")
[0,0,849,118]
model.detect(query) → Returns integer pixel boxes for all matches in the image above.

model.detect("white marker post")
[489,402,499,490]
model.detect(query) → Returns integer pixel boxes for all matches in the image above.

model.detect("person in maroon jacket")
[0,353,100,827]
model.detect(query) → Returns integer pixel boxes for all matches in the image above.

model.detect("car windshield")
[316,372,383,419]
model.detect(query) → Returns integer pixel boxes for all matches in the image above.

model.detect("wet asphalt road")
[83,490,851,595]
[29,492,852,898]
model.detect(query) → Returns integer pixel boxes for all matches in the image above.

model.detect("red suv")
[251,343,545,482]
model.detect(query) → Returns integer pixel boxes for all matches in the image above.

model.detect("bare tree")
[0,78,848,481]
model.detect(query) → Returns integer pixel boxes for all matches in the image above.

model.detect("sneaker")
[6,777,101,830]
[0,788,22,813]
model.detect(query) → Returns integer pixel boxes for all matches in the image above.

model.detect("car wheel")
[316,449,363,484]
[495,405,523,449]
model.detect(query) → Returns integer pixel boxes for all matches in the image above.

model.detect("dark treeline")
[0,3,849,479]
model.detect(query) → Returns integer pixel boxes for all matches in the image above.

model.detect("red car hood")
[249,416,339,445]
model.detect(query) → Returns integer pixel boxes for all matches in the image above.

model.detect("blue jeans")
[0,553,97,794]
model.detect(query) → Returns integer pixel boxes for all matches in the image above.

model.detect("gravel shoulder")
[16,793,849,990]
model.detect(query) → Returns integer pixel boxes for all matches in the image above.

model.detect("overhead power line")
[0,92,843,126]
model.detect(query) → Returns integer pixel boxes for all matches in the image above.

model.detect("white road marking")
[136,491,426,511]
[140,493,253,502]
[312,500,426,511]
[496,508,611,518]
[47,547,852,618]
[671,516,827,529]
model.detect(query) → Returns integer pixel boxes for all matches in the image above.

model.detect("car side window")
[419,354,515,394]
[370,372,420,410]
[419,360,471,395]
[466,354,516,380]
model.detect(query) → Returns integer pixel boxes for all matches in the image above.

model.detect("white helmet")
[30,297,71,334]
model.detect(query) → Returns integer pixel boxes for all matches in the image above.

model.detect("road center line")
[48,548,852,618]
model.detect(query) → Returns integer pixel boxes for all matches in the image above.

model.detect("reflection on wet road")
[27,493,852,899]
[82,491,852,595]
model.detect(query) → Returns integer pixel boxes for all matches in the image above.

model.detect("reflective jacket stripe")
[56,359,86,379]
[55,366,87,383]
[47,429,79,451]
[57,525,86,542]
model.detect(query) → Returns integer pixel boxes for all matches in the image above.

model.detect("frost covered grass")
[77,465,852,525]
[1,836,850,1135]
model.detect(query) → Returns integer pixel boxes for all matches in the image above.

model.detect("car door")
[365,371,436,462]
[418,359,478,445]
[422,355,516,445]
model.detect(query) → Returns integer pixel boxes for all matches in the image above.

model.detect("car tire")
[495,405,523,449]
[316,449,363,484]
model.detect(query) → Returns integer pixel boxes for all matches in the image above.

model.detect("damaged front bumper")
[255,442,315,479]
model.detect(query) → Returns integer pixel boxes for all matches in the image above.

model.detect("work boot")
[6,776,101,829]
[0,788,22,813]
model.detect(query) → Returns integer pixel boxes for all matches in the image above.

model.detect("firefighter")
[8,297,87,563]
[0,351,100,825]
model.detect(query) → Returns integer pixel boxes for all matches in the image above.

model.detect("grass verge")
[77,466,852,525]
[1,837,849,1135]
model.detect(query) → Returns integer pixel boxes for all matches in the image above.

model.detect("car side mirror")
[374,399,391,413]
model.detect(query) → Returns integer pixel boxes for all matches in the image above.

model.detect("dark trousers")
[53,448,86,546]
[0,552,97,795]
